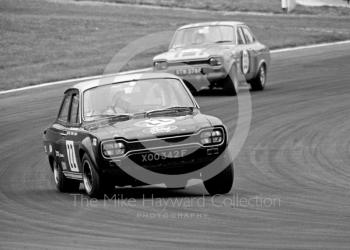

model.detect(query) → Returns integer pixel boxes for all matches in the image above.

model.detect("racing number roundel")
[242,50,250,75]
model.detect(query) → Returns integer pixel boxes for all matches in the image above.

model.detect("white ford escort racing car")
[153,21,271,95]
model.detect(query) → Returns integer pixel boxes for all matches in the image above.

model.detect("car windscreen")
[170,25,236,48]
[83,78,195,121]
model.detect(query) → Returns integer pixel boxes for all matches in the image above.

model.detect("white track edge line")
[0,68,151,95]
[1,39,350,95]
[270,40,350,53]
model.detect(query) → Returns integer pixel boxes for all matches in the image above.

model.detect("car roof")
[178,21,245,30]
[69,72,180,93]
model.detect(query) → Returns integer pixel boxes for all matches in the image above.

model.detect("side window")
[237,27,246,45]
[242,27,255,44]
[69,93,79,125]
[57,94,71,123]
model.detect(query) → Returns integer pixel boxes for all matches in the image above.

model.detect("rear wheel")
[250,65,267,91]
[203,163,234,195]
[52,159,80,193]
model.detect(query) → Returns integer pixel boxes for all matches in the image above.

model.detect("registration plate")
[175,68,202,76]
[141,149,188,163]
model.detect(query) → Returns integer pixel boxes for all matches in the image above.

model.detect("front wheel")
[82,154,114,198]
[203,163,234,195]
[221,74,238,96]
[250,65,267,91]
[220,64,240,96]
[52,159,80,193]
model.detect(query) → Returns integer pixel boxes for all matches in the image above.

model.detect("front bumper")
[98,127,231,186]
[100,144,229,186]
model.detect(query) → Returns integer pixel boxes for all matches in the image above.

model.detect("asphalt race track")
[1,42,350,249]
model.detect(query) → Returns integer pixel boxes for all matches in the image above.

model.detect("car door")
[237,26,255,80]
[63,91,83,177]
[51,91,72,172]
[241,26,261,79]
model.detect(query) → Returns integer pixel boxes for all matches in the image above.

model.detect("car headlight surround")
[102,141,126,158]
[200,128,224,146]
[208,57,223,66]
[154,61,168,70]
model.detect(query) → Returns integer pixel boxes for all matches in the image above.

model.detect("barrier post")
[281,0,288,13]
[281,0,296,13]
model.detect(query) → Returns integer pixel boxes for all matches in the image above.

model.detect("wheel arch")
[79,148,86,164]
[80,136,98,170]
[257,60,267,74]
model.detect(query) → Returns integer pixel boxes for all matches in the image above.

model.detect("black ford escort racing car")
[43,73,233,197]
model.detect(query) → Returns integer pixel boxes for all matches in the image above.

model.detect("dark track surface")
[1,43,350,249]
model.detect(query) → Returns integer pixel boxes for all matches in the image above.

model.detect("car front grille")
[125,133,198,153]
[168,60,210,67]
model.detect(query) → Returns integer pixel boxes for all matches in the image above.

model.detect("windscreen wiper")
[86,113,132,121]
[145,106,194,117]
[215,40,233,43]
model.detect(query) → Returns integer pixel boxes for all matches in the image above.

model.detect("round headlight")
[154,61,168,70]
[200,131,212,145]
[209,57,222,66]
[211,130,223,143]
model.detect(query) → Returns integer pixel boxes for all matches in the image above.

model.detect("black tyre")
[203,163,234,195]
[250,65,267,91]
[52,159,80,193]
[184,80,198,96]
[221,66,238,96]
[82,153,114,198]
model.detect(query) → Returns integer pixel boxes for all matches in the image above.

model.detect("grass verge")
[79,0,350,16]
[0,0,349,90]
